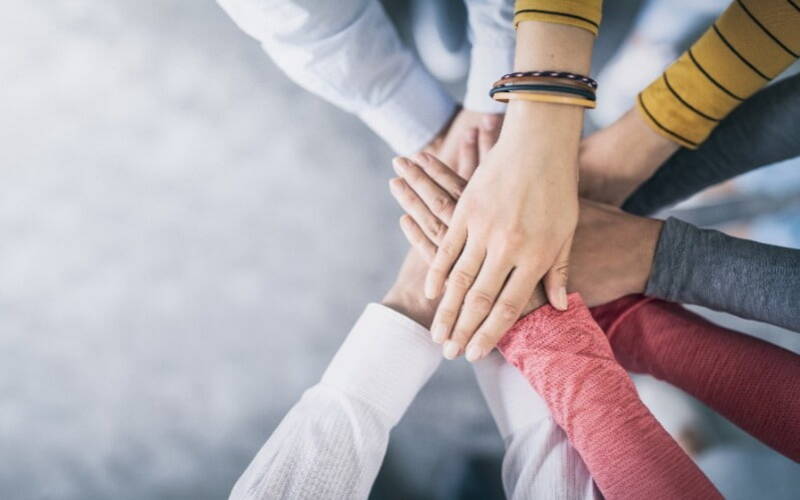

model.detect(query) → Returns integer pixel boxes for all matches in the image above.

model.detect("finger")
[478,114,502,159]
[543,234,573,311]
[409,153,467,199]
[389,177,447,244]
[458,128,479,179]
[430,239,485,347]
[442,254,513,359]
[424,221,467,300]
[464,267,535,362]
[392,157,458,224]
[399,215,436,264]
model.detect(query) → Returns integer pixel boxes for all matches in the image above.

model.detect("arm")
[581,0,800,205]
[230,253,442,499]
[591,296,800,462]
[646,217,800,331]
[472,352,600,500]
[623,73,800,215]
[498,295,720,499]
[400,9,598,361]
[215,0,456,155]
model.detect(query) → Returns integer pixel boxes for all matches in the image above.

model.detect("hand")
[389,156,663,360]
[381,249,439,329]
[424,108,502,178]
[579,107,680,206]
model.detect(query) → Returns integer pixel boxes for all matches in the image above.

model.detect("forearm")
[646,217,800,331]
[623,73,800,215]
[472,352,599,500]
[592,296,800,461]
[216,0,456,154]
[230,304,441,500]
[498,295,719,499]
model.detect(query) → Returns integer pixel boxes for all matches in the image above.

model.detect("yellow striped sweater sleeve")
[514,1,602,36]
[638,0,800,149]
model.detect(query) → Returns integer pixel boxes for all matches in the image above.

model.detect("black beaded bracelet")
[489,83,596,101]
[500,71,598,89]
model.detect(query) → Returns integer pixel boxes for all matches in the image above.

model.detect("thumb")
[543,235,572,311]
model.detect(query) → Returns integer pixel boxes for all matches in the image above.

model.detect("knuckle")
[467,290,494,312]
[496,301,520,322]
[449,269,475,289]
[429,220,447,241]
[433,196,454,216]
[436,308,458,325]
[440,242,461,259]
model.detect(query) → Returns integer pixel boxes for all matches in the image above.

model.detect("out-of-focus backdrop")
[1,1,798,499]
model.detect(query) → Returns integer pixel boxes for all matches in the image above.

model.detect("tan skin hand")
[390,154,662,361]
[579,107,680,206]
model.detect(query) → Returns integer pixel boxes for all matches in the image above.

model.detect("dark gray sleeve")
[646,217,800,332]
[623,74,800,216]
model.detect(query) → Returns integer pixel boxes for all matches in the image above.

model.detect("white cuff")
[320,303,442,426]
[359,65,457,155]
[472,351,550,440]
[464,44,514,114]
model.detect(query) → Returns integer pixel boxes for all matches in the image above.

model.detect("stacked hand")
[389,148,662,361]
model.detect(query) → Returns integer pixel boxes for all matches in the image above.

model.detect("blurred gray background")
[1,1,798,499]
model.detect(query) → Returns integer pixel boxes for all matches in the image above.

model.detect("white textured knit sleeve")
[215,0,457,155]
[229,303,442,500]
[463,0,515,113]
[472,351,601,500]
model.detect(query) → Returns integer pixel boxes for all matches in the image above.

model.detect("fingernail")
[432,324,447,344]
[392,157,406,174]
[465,344,484,363]
[557,287,568,311]
[443,341,460,360]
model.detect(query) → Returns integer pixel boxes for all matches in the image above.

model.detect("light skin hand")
[579,107,680,206]
[398,21,594,361]
[390,155,662,361]
[424,108,503,178]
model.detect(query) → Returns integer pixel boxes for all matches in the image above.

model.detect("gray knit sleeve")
[646,217,800,332]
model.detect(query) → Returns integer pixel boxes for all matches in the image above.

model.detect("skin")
[395,21,595,361]
[389,153,662,361]
[579,107,680,206]
[424,109,503,178]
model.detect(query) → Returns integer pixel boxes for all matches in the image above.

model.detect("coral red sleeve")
[592,296,800,462]
[498,294,720,499]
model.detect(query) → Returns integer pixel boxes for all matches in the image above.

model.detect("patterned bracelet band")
[500,71,597,89]
[492,75,596,93]
[491,91,597,109]
[489,83,596,101]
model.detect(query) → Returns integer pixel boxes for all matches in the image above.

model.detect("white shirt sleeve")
[216,0,457,155]
[472,351,601,500]
[229,303,442,500]
[463,0,515,113]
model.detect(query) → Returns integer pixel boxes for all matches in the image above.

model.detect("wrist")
[619,107,680,182]
[626,217,663,295]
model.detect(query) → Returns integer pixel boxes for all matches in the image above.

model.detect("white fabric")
[464,0,515,113]
[216,0,514,154]
[473,351,601,500]
[230,304,599,500]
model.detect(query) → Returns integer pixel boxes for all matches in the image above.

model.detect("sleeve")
[229,304,442,500]
[645,217,800,332]
[215,0,457,155]
[497,294,720,500]
[472,352,600,500]
[622,73,800,216]
[513,1,602,35]
[591,296,800,462]
[637,0,800,149]
[463,0,516,113]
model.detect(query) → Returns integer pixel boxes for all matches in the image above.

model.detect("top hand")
[390,153,661,361]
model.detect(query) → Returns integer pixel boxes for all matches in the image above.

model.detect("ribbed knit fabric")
[514,1,602,35]
[498,294,720,500]
[592,296,800,462]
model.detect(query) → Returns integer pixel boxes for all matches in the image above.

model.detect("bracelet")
[489,83,596,101]
[491,91,597,109]
[500,70,597,89]
[492,75,595,93]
